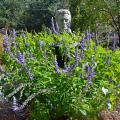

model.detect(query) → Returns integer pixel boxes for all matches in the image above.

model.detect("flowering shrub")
[1,30,120,120]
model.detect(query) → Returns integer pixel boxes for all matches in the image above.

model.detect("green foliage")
[69,0,120,34]
[1,32,120,120]
[0,0,25,28]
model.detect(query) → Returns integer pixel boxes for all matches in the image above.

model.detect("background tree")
[0,0,25,29]
[69,0,120,46]
[19,0,65,32]
[98,0,120,46]
[69,0,108,32]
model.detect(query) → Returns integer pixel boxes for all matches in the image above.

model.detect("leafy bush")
[1,30,120,120]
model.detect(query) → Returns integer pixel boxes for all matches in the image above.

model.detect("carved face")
[55,9,71,33]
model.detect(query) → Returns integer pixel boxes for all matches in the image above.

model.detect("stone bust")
[55,9,71,33]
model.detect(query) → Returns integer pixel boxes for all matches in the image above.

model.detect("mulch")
[100,101,120,120]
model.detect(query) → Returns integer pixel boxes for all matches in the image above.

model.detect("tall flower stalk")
[106,56,110,65]
[17,51,25,65]
[11,29,17,49]
[85,64,95,87]
[54,55,60,73]
[3,30,10,52]
[17,51,34,80]
[112,33,117,51]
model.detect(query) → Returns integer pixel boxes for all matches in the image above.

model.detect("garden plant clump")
[0,29,120,120]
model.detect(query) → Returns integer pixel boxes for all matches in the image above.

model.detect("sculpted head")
[55,9,71,33]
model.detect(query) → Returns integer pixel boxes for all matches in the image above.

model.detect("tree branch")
[18,88,51,110]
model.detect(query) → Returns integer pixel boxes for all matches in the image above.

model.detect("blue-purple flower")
[91,56,95,65]
[86,31,93,40]
[85,65,92,73]
[11,29,17,48]
[81,50,85,60]
[3,31,10,52]
[87,79,92,87]
[54,55,60,73]
[28,71,34,80]
[94,39,98,46]
[86,40,90,47]
[75,46,79,65]
[82,85,86,95]
[106,56,110,65]
[93,45,96,51]
[21,32,26,39]
[17,51,25,65]
[24,66,34,80]
[85,64,95,86]
[79,40,84,50]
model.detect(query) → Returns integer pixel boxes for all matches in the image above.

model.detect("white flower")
[107,103,111,109]
[102,87,108,96]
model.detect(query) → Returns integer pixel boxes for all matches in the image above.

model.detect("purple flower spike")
[85,65,92,73]
[21,32,26,39]
[90,70,95,78]
[11,29,17,48]
[91,56,95,65]
[94,39,98,46]
[85,64,95,80]
[29,73,34,80]
[86,40,90,47]
[17,51,25,65]
[88,33,93,39]
[3,32,10,52]
[54,55,60,73]
[93,45,96,51]
[81,50,85,60]
[79,40,84,50]
[75,46,79,65]
[87,79,92,87]
[82,85,86,94]
[106,56,110,65]
[24,66,34,80]
[83,36,88,41]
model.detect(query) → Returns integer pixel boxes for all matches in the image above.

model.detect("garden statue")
[55,9,71,33]
[52,9,72,68]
